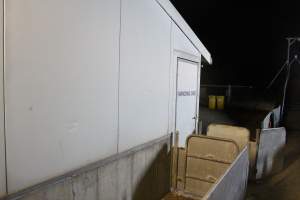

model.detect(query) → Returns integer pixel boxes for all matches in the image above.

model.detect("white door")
[176,58,199,147]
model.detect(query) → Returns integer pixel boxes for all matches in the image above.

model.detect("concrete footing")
[4,134,171,200]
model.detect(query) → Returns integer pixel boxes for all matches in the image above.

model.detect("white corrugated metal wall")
[5,0,121,192]
[118,0,171,152]
[0,0,205,195]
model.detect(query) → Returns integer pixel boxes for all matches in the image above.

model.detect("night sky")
[170,1,300,88]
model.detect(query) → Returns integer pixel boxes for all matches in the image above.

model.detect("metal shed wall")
[5,0,120,193]
[118,0,172,152]
[0,0,210,195]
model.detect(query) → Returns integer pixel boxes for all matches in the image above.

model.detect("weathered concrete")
[3,134,171,200]
[72,170,98,200]
[117,156,133,200]
[20,179,73,200]
[98,161,118,200]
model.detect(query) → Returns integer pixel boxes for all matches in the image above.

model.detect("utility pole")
[267,37,300,123]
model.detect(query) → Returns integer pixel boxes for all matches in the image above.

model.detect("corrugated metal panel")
[118,0,171,152]
[3,0,206,194]
[256,127,286,179]
[5,0,120,192]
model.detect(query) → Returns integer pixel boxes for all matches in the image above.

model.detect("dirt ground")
[246,132,300,200]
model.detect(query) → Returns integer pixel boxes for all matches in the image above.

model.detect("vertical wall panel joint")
[2,0,7,194]
[117,0,122,153]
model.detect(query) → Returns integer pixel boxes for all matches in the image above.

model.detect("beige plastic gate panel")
[207,124,250,150]
[203,147,249,200]
[185,178,212,197]
[184,135,239,198]
[186,158,229,182]
[187,135,239,163]
[162,192,194,200]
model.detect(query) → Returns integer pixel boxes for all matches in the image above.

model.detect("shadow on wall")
[132,144,171,200]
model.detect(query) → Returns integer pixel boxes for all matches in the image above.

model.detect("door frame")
[173,50,201,136]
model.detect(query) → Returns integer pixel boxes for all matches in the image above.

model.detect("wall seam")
[2,0,7,195]
[116,0,122,153]
[167,21,172,134]
[1,0,7,195]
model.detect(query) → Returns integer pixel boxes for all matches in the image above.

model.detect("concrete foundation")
[3,134,171,200]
